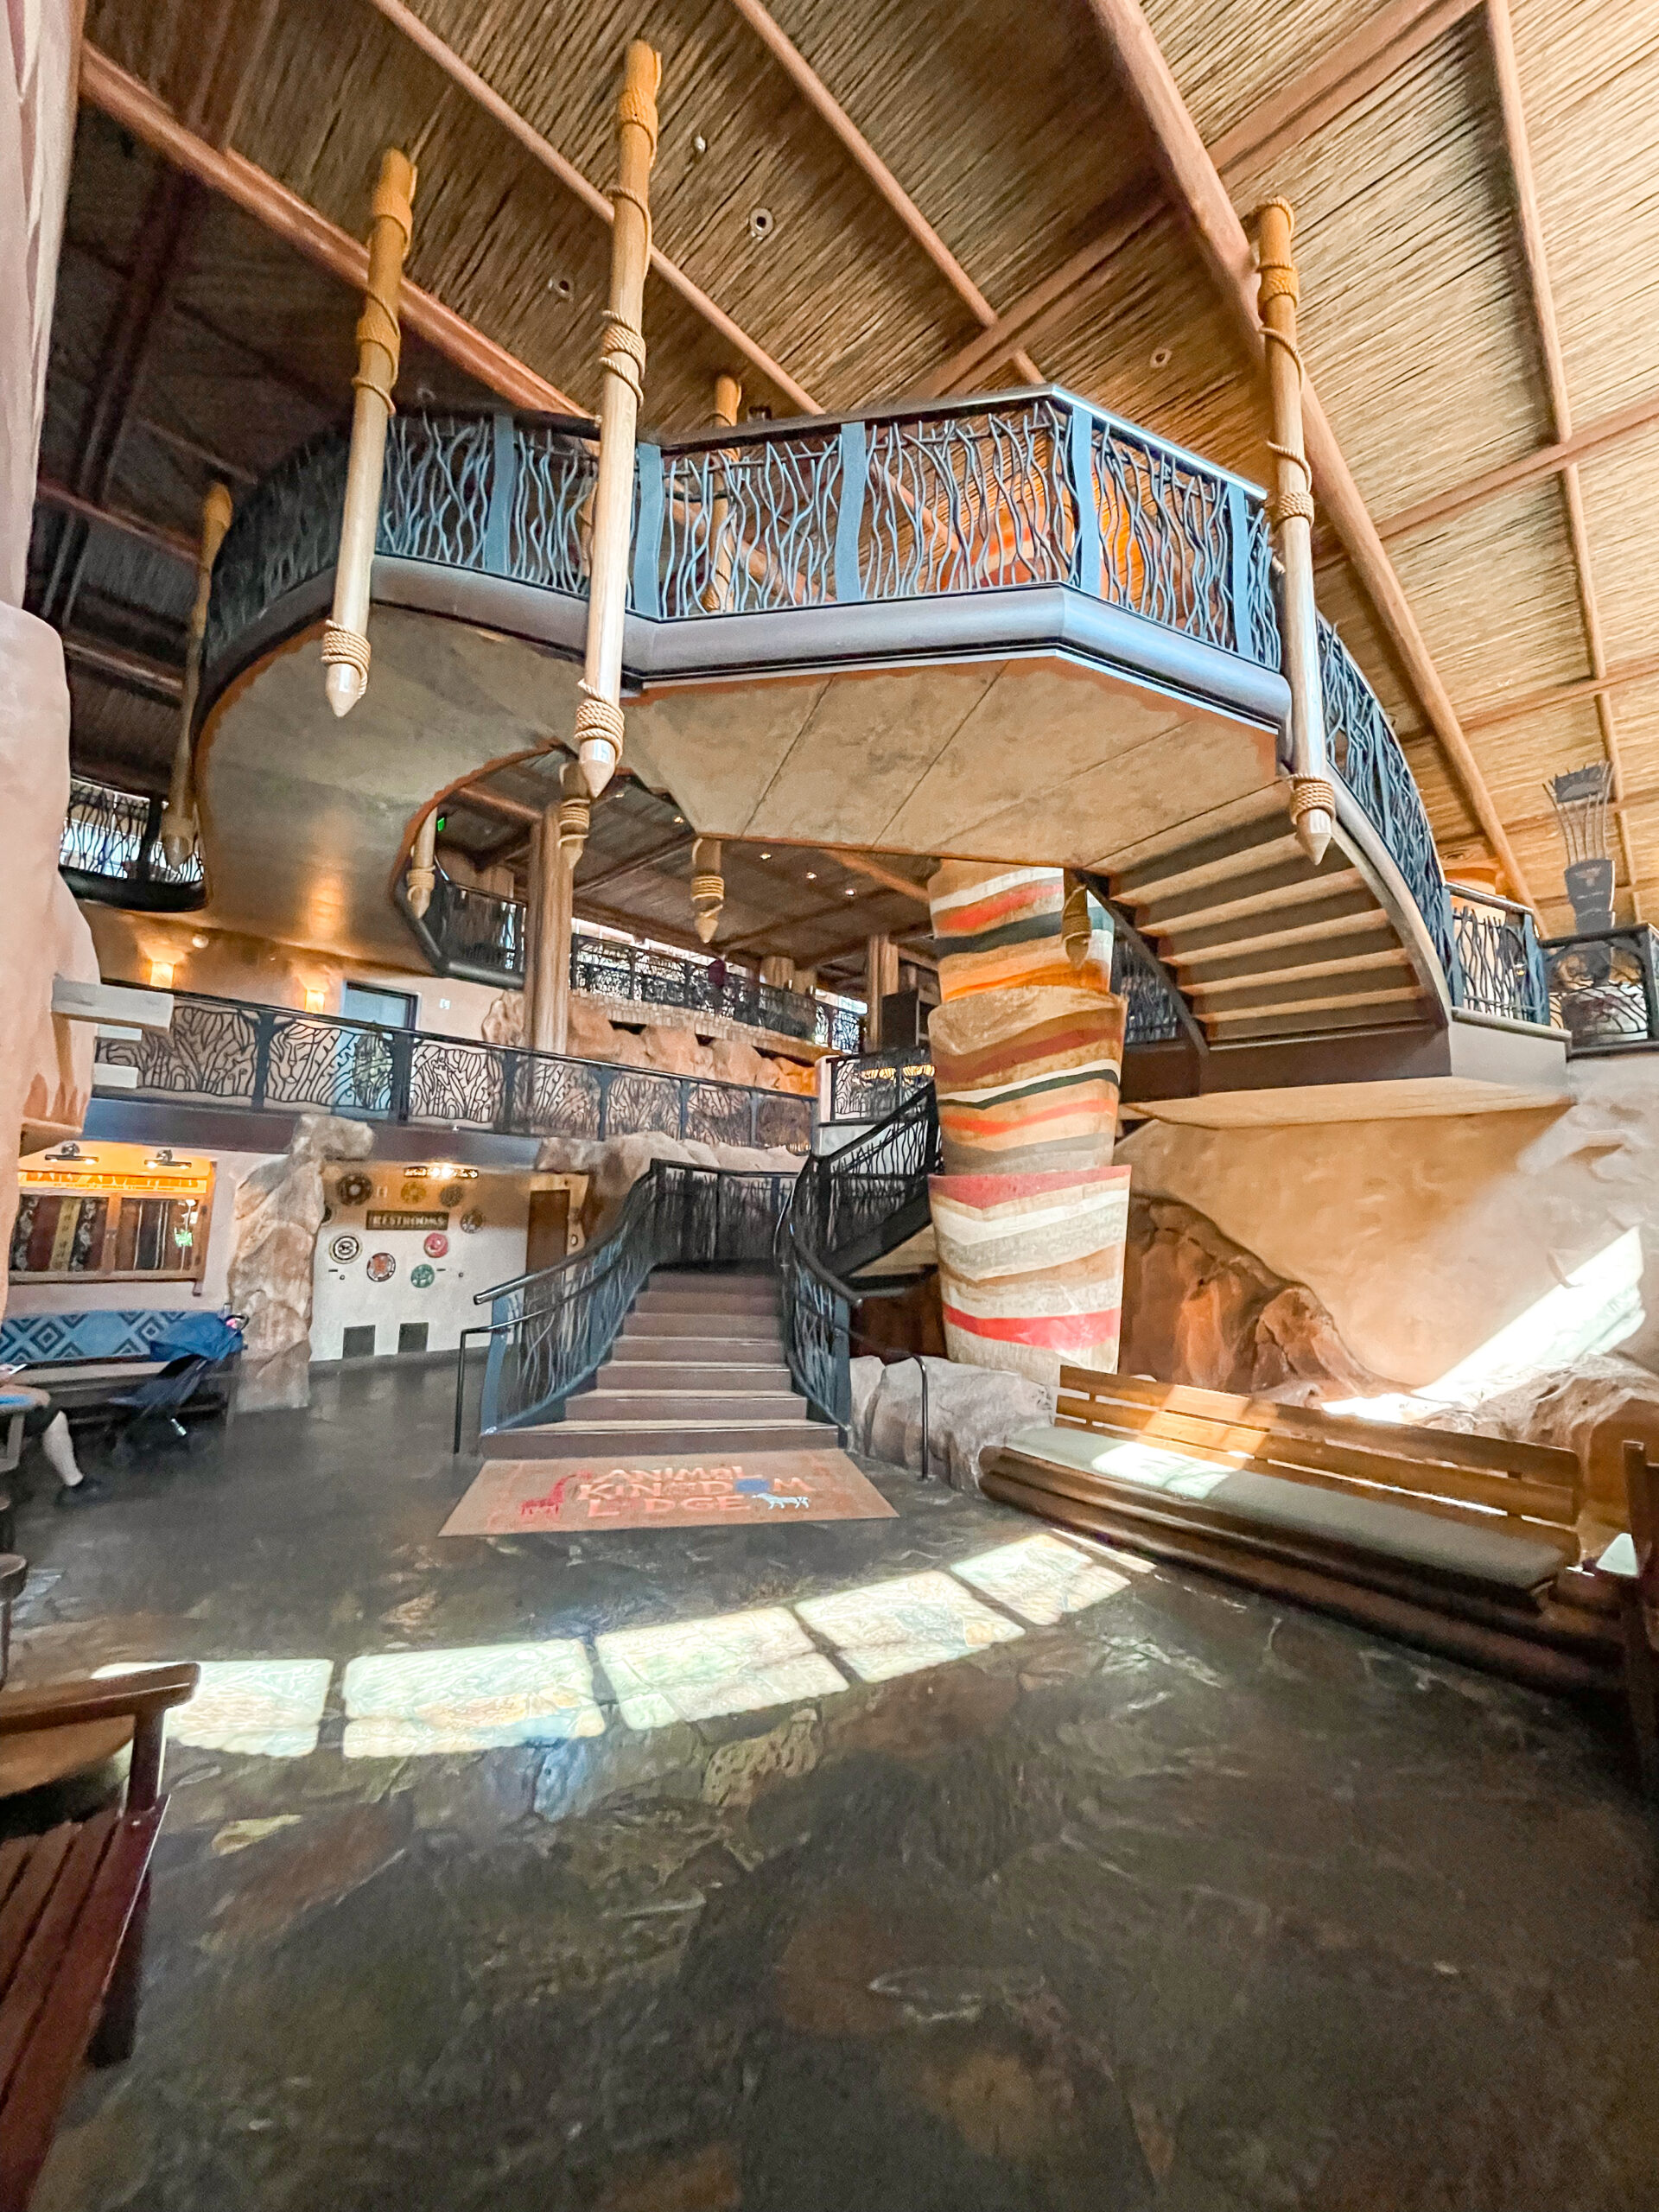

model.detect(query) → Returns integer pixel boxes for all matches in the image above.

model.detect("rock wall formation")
[228,1113,373,1410]
[849,1353,1056,1494]
[482,988,815,1093]
[925,863,1129,1385]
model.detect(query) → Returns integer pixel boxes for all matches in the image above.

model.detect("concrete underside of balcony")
[196,568,1290,967]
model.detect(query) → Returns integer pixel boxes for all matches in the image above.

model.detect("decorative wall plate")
[400,1179,426,1204]
[423,1231,449,1258]
[439,1181,465,1207]
[459,1206,484,1233]
[410,1262,435,1289]
[330,1232,362,1264]
[366,1252,397,1284]
[335,1171,372,1207]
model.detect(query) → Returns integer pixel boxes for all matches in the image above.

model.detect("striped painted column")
[926,861,1130,1387]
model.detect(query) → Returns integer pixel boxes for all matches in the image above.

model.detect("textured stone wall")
[1118,1058,1659,1389]
[228,1113,374,1410]
[925,862,1129,1386]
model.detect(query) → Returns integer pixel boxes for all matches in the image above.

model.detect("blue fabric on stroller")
[109,1314,245,1446]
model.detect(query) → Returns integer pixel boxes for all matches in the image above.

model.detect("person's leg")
[41,1409,104,1505]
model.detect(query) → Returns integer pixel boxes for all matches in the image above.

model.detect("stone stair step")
[482,1419,830,1460]
[578,1389,808,1421]
[609,1330,785,1359]
[596,1362,794,1390]
[622,1312,784,1340]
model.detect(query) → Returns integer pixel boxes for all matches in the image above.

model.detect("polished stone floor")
[9,1359,1659,2211]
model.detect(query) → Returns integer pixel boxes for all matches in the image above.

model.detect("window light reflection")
[950,1533,1128,1625]
[596,1606,845,1730]
[795,1570,1023,1683]
[342,1640,604,1758]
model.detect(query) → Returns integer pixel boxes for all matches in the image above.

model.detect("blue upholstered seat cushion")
[1001,1424,1577,1594]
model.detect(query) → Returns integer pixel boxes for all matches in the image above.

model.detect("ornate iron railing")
[1542,925,1659,1052]
[824,1044,936,1128]
[59,776,204,912]
[466,1163,796,1435]
[207,391,1275,677]
[412,867,856,1048]
[92,987,810,1149]
[1316,617,1461,991]
[1447,886,1549,1026]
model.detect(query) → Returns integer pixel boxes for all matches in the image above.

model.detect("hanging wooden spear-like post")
[161,479,233,865]
[406,806,438,918]
[702,372,742,613]
[322,148,416,718]
[690,836,724,944]
[1252,199,1333,867]
[571,40,661,796]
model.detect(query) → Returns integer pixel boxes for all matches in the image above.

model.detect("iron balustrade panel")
[379,415,494,568]
[793,1083,940,1279]
[816,1001,865,1053]
[1089,416,1236,653]
[93,995,263,1103]
[826,1046,935,1127]
[1243,505,1281,671]
[60,777,203,895]
[1544,925,1659,1052]
[476,1164,796,1431]
[206,433,350,664]
[779,1230,851,1431]
[1111,931,1185,1046]
[862,399,1076,601]
[91,988,812,1148]
[1317,614,1459,988]
[654,428,844,616]
[1449,889,1549,1025]
[427,874,526,980]
[510,426,596,592]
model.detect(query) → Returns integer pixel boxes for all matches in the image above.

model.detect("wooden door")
[526,1187,570,1275]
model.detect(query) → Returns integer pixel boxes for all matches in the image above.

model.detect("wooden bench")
[0,1662,199,2210]
[984,1367,1622,1694]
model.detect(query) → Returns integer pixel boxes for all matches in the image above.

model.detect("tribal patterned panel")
[929,1166,1131,1387]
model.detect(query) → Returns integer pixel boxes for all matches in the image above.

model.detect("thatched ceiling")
[30,0,1659,944]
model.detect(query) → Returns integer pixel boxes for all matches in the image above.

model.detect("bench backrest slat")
[1058,1369,1581,1528]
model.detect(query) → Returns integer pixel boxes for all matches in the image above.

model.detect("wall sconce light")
[149,958,175,989]
[304,986,327,1014]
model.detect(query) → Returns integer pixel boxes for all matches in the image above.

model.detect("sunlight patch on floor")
[149,1658,334,1758]
[595,1606,847,1729]
[795,1570,1023,1682]
[341,1640,605,1757]
[950,1533,1129,1624]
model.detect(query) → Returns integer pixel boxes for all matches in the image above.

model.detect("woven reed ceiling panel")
[55,0,1659,912]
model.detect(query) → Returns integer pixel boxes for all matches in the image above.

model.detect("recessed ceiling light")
[1150,345,1172,369]
[673,815,684,824]
[844,887,856,897]
[805,871,817,880]
[760,850,772,859]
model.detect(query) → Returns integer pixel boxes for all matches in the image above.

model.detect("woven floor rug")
[442,1448,897,1536]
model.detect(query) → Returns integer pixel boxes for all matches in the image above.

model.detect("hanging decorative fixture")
[162,480,233,866]
[1545,763,1616,933]
[406,806,437,918]
[690,835,724,944]
[557,758,590,867]
[322,148,416,717]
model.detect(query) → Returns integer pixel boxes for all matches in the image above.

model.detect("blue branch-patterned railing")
[1448,886,1549,1026]
[92,987,810,1150]
[60,776,204,912]
[206,391,1277,675]
[464,1164,797,1436]
[1542,925,1659,1052]
[413,868,861,1050]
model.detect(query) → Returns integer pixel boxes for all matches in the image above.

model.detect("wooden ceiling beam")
[1485,0,1639,918]
[1372,385,1659,543]
[1081,0,1535,908]
[719,0,1040,384]
[924,0,1480,398]
[445,784,541,824]
[359,0,818,414]
[1458,651,1659,737]
[35,478,196,564]
[825,849,933,904]
[79,46,577,416]
[60,632,185,702]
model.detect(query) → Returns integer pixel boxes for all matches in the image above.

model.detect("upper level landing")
[193,386,1565,1093]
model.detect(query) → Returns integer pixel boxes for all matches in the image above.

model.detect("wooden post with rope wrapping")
[322,148,416,718]
[406,805,438,918]
[556,757,591,871]
[690,835,724,944]
[530,792,574,1054]
[573,41,661,796]
[702,371,742,613]
[161,480,233,865]
[1252,199,1333,866]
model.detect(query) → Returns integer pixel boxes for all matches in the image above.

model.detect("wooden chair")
[0,1662,199,2211]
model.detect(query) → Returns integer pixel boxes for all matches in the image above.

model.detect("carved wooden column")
[162,478,232,864]
[702,372,742,613]
[529,798,573,1055]
[322,148,416,718]
[690,835,723,943]
[572,41,661,795]
[406,806,437,918]
[1253,198,1332,865]
[865,933,899,1046]
[557,757,591,869]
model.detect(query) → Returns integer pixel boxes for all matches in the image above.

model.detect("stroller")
[107,1313,246,1460]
